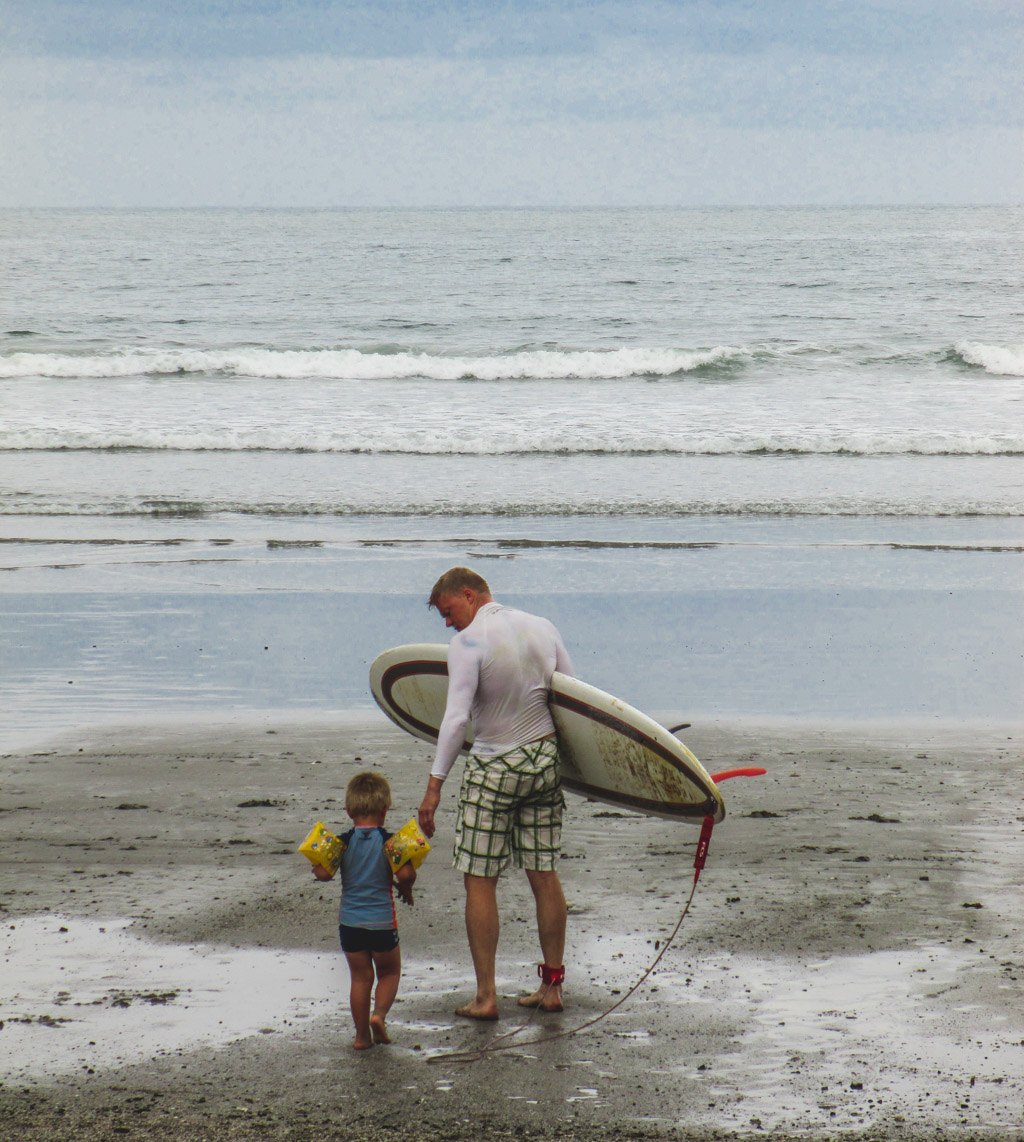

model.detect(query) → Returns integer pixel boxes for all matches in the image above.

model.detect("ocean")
[2,206,1022,749]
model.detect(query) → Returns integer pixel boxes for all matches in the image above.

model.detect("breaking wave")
[0,345,749,382]
[952,342,1024,378]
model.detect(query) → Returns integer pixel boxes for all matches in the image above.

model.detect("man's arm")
[418,636,480,838]
[552,624,575,678]
[418,774,445,839]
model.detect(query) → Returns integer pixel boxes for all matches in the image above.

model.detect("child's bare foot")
[369,1012,391,1044]
[352,1035,374,1051]
[516,986,563,1012]
[454,1000,499,1021]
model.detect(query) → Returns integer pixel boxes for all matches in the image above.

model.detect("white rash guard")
[431,601,575,781]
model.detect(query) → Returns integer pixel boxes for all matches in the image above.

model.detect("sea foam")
[955,341,1024,377]
[2,425,1020,455]
[0,345,747,381]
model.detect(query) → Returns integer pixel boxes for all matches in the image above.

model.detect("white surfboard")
[369,643,725,823]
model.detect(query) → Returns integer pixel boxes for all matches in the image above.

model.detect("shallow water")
[2,513,1022,751]
[0,916,339,1079]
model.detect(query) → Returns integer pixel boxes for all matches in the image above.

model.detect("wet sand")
[1,715,1022,1141]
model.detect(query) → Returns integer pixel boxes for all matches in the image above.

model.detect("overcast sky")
[1,0,1021,207]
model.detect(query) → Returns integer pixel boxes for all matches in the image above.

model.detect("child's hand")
[312,864,335,882]
[394,864,416,906]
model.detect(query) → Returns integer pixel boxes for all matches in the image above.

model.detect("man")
[418,566,574,1020]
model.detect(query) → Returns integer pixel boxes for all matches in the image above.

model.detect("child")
[312,770,416,1050]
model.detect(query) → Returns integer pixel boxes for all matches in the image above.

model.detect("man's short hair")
[345,771,392,819]
[428,566,491,609]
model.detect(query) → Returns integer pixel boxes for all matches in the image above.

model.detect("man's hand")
[418,776,444,838]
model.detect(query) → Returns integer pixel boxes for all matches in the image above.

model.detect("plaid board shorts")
[454,737,565,877]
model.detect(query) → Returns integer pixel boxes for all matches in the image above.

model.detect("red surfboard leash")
[693,767,769,884]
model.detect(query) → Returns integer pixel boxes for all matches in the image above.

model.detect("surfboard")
[369,643,725,823]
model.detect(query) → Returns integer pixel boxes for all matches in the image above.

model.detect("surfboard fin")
[710,766,768,783]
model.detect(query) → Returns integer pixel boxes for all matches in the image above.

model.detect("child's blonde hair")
[345,771,392,819]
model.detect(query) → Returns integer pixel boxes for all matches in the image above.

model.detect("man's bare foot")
[454,1000,499,1021]
[516,986,563,1012]
[369,1013,391,1044]
[352,1036,374,1050]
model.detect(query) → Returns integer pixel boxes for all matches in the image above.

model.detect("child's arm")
[311,863,335,882]
[394,862,416,906]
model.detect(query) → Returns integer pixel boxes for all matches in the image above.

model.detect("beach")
[3,204,1023,1139]
[2,714,1022,1141]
